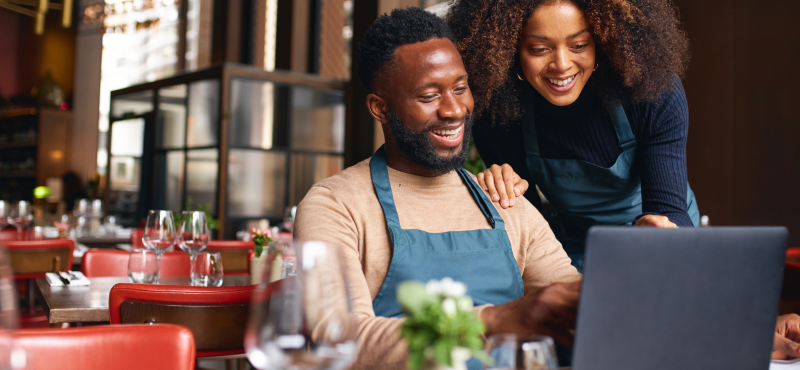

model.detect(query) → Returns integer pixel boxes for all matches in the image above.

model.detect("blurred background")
[0,0,798,243]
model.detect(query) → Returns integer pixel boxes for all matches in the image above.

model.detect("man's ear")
[366,93,389,123]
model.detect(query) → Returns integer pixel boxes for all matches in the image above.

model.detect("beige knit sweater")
[294,158,581,370]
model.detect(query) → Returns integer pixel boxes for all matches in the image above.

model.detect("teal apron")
[370,146,525,370]
[522,97,700,272]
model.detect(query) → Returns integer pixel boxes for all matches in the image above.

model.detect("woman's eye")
[420,95,437,101]
[573,44,588,50]
[455,87,468,94]
[530,48,548,53]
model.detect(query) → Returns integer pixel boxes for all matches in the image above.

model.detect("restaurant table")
[35,275,251,324]
[76,236,131,249]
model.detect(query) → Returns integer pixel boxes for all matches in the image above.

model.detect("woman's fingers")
[483,170,500,202]
[634,215,678,228]
[500,164,518,206]
[480,164,526,208]
[492,165,511,208]
[477,172,487,190]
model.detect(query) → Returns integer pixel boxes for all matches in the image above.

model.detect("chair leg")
[27,279,35,315]
[225,359,234,370]
[237,358,248,370]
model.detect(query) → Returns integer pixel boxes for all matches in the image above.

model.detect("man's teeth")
[432,126,462,139]
[548,74,576,87]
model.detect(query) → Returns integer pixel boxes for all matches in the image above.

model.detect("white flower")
[456,296,473,312]
[439,277,467,298]
[442,297,457,317]
[425,279,442,296]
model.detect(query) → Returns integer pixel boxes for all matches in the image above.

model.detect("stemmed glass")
[142,210,176,283]
[245,240,358,370]
[8,201,33,241]
[178,211,210,286]
[282,206,297,232]
[484,334,559,370]
[0,201,9,230]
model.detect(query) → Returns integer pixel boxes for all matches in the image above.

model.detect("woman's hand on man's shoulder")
[477,164,529,209]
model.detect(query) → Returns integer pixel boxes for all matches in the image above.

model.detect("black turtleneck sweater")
[472,75,693,226]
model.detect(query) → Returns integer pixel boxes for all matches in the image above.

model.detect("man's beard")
[386,107,473,175]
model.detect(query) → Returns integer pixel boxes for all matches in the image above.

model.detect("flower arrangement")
[251,228,274,258]
[398,278,489,370]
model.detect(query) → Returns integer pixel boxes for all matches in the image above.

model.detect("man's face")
[374,38,474,173]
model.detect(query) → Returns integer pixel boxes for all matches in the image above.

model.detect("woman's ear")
[366,94,389,123]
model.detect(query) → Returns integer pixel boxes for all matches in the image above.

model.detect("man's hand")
[477,164,529,209]
[634,214,678,228]
[480,281,581,347]
[773,314,800,359]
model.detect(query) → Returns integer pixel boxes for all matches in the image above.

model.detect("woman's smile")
[545,72,579,92]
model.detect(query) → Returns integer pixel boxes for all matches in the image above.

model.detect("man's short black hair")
[356,7,455,93]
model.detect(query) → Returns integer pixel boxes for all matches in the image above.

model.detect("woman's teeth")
[548,74,576,87]
[432,126,462,139]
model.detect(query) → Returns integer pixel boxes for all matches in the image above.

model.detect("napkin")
[771,359,800,369]
[45,271,91,286]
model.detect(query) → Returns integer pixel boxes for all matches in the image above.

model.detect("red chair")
[3,239,75,327]
[81,249,191,277]
[130,228,145,248]
[787,247,800,263]
[109,283,255,357]
[206,240,255,276]
[17,324,196,370]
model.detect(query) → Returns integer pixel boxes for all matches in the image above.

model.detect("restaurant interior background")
[0,0,798,244]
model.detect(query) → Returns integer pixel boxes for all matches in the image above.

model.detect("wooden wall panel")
[676,0,800,245]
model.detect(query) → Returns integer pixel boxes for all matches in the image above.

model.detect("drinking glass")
[7,201,32,241]
[178,211,210,286]
[282,206,297,231]
[127,249,159,284]
[245,241,358,370]
[484,334,558,370]
[0,201,9,229]
[191,252,223,287]
[142,210,176,283]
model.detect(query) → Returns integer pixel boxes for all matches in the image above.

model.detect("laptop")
[572,226,788,370]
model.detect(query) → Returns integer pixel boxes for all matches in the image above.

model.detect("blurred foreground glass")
[245,241,357,370]
[143,210,176,283]
[8,202,32,241]
[179,211,210,286]
[192,252,223,287]
[282,206,296,232]
[127,249,159,284]
[484,334,558,370]
[0,246,23,370]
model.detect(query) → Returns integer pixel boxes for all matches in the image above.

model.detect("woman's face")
[518,2,595,106]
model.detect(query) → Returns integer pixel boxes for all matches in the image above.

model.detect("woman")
[446,0,699,270]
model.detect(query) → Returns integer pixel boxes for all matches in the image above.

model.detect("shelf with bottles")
[0,112,37,149]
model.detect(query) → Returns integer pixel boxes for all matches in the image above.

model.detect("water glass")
[245,241,358,370]
[127,249,159,284]
[192,252,223,287]
[8,201,32,241]
[282,206,297,231]
[143,210,177,283]
[484,334,558,370]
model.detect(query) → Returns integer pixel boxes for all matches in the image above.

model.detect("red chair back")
[130,229,145,248]
[81,249,191,277]
[206,240,255,275]
[3,239,75,279]
[109,283,255,357]
[17,324,196,370]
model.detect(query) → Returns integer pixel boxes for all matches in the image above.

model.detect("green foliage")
[172,196,220,231]
[398,281,489,370]
[464,135,486,176]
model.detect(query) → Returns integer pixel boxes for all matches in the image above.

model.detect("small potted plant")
[398,278,489,370]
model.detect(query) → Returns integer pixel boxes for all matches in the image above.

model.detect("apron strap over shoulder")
[457,168,505,230]
[370,146,402,229]
[605,103,637,152]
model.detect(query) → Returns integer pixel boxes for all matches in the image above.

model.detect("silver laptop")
[573,226,788,370]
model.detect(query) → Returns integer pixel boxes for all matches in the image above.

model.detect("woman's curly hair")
[446,0,690,125]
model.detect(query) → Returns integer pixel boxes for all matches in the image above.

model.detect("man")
[294,7,800,370]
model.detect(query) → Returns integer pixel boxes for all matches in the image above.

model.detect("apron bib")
[521,95,700,271]
[370,146,524,370]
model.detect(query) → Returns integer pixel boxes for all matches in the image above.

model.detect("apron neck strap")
[604,102,636,152]
[370,146,402,229]
[369,145,505,230]
[456,168,504,230]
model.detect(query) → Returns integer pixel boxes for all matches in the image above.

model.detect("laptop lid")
[573,226,788,370]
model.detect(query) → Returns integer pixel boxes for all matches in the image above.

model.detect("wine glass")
[282,206,297,232]
[178,211,210,286]
[245,241,358,370]
[8,201,33,241]
[142,210,176,283]
[0,201,9,229]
